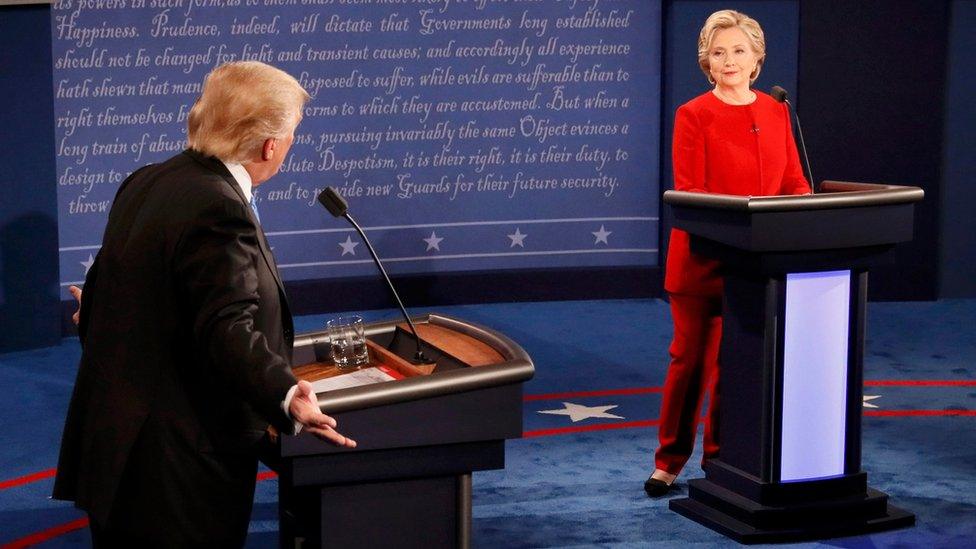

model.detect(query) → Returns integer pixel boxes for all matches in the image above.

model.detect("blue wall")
[941,0,976,297]
[0,5,60,352]
[797,0,951,301]
[50,2,663,288]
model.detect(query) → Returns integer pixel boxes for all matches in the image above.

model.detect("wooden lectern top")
[289,313,533,416]
[292,322,506,383]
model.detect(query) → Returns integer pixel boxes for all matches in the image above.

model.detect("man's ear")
[261,138,277,161]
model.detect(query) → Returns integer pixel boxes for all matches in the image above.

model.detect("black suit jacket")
[54,150,298,545]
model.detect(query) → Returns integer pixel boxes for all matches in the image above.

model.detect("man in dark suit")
[53,61,355,547]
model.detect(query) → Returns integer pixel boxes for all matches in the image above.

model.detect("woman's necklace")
[713,87,756,105]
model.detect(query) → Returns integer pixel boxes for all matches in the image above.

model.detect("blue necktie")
[249,195,261,223]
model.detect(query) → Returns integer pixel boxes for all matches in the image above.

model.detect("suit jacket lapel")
[181,150,288,298]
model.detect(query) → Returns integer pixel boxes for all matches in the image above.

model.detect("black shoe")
[644,476,676,497]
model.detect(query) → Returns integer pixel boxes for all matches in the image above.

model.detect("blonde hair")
[698,9,766,84]
[187,61,310,163]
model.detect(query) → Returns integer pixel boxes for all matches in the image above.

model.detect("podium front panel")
[780,270,851,481]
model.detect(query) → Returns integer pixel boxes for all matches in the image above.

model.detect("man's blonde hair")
[698,9,766,84]
[187,61,310,163]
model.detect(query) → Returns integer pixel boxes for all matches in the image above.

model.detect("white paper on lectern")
[311,366,400,395]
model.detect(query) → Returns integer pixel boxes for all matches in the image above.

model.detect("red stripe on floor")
[0,469,56,490]
[0,472,279,547]
[0,468,276,493]
[524,387,663,401]
[864,379,976,387]
[523,380,975,401]
[1,517,89,549]
[523,419,661,438]
[864,409,976,417]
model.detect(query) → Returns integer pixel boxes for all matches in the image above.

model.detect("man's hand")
[69,285,83,326]
[288,380,357,448]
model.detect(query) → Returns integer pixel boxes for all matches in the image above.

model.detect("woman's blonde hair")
[188,61,309,163]
[697,9,766,85]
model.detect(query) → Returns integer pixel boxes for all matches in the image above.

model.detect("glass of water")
[327,315,369,369]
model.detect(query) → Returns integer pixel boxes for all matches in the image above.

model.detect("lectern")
[276,313,533,549]
[663,181,923,543]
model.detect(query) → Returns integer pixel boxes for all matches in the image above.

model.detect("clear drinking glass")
[327,315,369,369]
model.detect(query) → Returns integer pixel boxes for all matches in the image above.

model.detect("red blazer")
[665,90,809,296]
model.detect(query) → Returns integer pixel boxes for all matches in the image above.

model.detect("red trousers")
[654,294,722,474]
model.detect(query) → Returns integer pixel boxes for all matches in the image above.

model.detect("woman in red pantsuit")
[645,9,810,497]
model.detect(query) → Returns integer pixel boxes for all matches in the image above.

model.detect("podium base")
[670,479,915,544]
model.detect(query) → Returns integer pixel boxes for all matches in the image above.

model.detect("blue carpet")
[1,299,973,547]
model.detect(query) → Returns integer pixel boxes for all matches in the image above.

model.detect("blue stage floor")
[1,299,973,547]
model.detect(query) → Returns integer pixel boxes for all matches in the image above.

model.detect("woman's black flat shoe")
[644,476,675,497]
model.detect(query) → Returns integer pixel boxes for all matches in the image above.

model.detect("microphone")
[317,187,434,366]
[318,186,348,217]
[770,85,815,194]
[769,85,788,103]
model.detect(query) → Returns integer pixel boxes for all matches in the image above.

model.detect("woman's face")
[707,27,758,91]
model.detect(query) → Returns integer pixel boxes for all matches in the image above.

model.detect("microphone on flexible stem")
[317,187,434,366]
[770,85,816,194]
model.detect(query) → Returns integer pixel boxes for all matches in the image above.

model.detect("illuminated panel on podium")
[780,270,851,481]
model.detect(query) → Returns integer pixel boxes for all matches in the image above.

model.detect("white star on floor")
[592,225,612,245]
[539,402,624,422]
[338,236,359,256]
[863,394,882,408]
[81,253,95,275]
[424,231,444,251]
[507,227,527,248]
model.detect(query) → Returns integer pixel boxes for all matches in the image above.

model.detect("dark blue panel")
[0,5,60,351]
[798,1,948,301]
[941,0,976,297]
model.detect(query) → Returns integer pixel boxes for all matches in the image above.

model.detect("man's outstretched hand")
[69,285,82,326]
[288,380,357,448]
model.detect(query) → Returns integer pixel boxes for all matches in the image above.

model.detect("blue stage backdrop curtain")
[941,0,976,297]
[0,4,59,352]
[797,0,949,301]
[51,1,662,296]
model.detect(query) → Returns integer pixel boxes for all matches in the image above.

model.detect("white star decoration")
[338,236,359,256]
[592,225,612,245]
[424,231,444,251]
[863,394,881,408]
[80,253,95,275]
[539,402,624,423]
[507,227,527,248]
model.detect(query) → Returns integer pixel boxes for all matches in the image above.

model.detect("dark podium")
[663,181,923,543]
[276,313,533,549]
